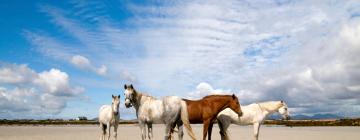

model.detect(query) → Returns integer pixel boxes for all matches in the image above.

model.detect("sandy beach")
[0,124,359,140]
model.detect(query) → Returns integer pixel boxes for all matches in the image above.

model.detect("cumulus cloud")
[34,68,84,96]
[231,20,360,116]
[70,55,107,76]
[184,19,360,116]
[0,63,84,119]
[70,55,91,68]
[0,64,37,84]
[186,82,231,99]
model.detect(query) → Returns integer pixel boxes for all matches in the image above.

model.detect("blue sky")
[1,0,360,119]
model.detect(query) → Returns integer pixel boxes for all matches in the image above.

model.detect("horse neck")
[132,91,143,112]
[210,96,233,114]
[110,104,119,119]
[259,101,281,115]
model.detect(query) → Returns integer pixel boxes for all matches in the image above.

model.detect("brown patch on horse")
[183,94,242,140]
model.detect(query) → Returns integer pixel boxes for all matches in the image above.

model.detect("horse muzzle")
[125,99,132,108]
[285,116,291,120]
[238,112,243,117]
[125,102,132,108]
[283,115,290,120]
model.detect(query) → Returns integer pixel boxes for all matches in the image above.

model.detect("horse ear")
[232,94,236,99]
[281,100,284,103]
[112,94,115,98]
[124,84,127,89]
[130,84,133,89]
[118,95,120,98]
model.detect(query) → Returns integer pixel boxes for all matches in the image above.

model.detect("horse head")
[112,94,120,116]
[278,100,290,120]
[228,94,243,117]
[124,84,136,108]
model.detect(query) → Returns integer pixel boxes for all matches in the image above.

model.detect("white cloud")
[23,0,360,117]
[230,20,360,116]
[34,68,84,96]
[70,55,107,76]
[0,64,37,84]
[119,70,136,83]
[96,65,107,76]
[347,85,360,92]
[70,55,91,68]
[0,63,84,119]
[0,87,37,113]
[24,31,108,76]
[340,20,360,47]
[186,82,231,99]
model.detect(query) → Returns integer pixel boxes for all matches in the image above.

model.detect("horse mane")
[182,94,234,103]
[134,89,156,100]
[258,101,283,111]
[203,94,233,98]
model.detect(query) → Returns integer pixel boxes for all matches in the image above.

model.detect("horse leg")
[140,122,146,140]
[203,119,211,140]
[177,121,184,140]
[100,124,105,140]
[253,123,260,140]
[107,123,111,140]
[164,123,172,140]
[148,123,153,140]
[114,123,118,140]
[99,124,102,140]
[207,122,214,140]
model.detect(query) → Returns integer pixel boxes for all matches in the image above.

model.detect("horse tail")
[217,117,229,140]
[217,113,231,140]
[180,100,197,140]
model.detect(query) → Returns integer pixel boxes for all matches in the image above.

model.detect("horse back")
[183,99,204,123]
[99,105,116,125]
[219,104,264,125]
[138,98,163,123]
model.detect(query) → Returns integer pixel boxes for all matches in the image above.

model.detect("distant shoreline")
[1,118,359,126]
[264,118,360,126]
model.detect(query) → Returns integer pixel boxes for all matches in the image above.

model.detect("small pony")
[99,95,121,140]
[124,84,196,140]
[217,100,290,140]
[182,94,243,140]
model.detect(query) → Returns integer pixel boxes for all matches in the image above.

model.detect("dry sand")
[0,124,359,140]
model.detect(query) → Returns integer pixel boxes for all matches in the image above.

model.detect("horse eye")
[285,108,287,110]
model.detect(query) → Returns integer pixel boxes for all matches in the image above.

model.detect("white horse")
[217,100,290,140]
[124,84,197,140]
[99,95,121,140]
